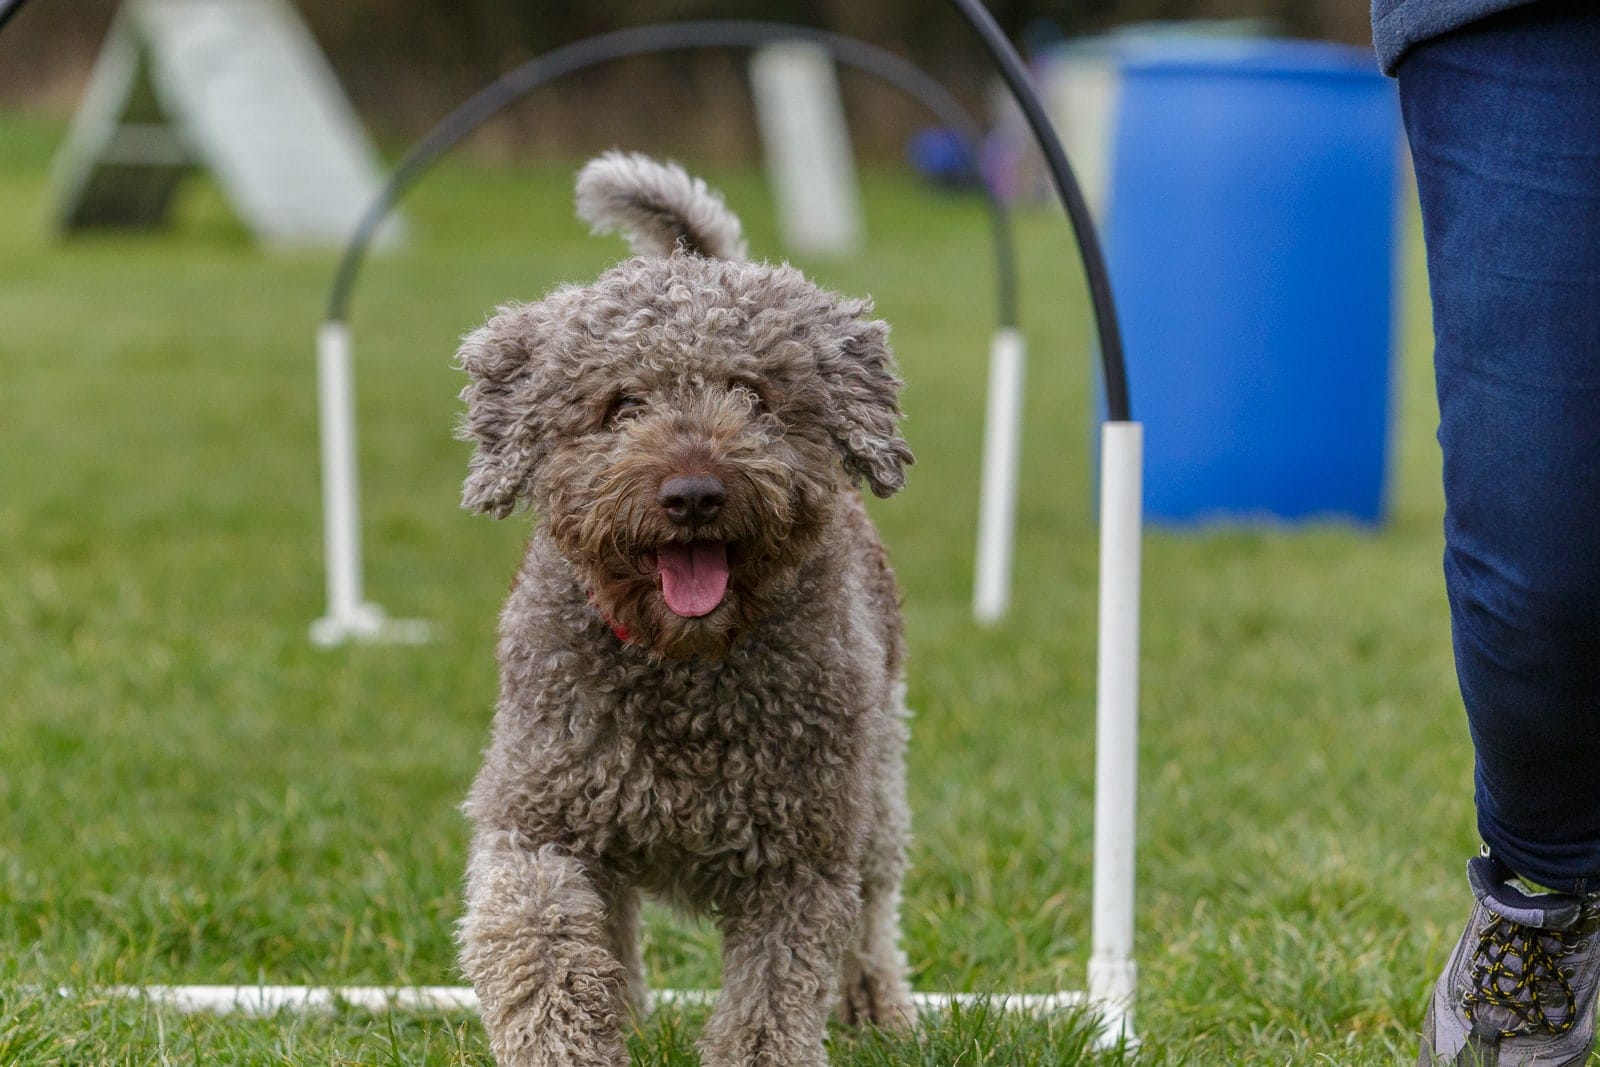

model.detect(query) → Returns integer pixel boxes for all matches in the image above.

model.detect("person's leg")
[1401,2,1600,1062]
[1405,0,1600,893]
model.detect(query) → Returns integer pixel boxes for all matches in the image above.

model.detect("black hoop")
[946,0,1130,421]
[0,0,36,36]
[325,21,1018,336]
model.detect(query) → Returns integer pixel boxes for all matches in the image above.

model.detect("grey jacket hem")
[1371,0,1534,74]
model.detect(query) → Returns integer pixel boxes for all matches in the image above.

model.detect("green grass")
[0,109,1489,1063]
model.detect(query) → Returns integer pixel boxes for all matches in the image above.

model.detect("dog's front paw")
[485,993,629,1067]
[698,1025,829,1067]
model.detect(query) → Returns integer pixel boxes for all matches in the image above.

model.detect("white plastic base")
[1087,955,1139,1049]
[309,603,433,648]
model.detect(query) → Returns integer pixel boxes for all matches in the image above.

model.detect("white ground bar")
[83,985,1086,1017]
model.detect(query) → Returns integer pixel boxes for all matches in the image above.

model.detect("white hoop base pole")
[1087,420,1143,1049]
[83,985,1085,1018]
[312,320,431,648]
[972,326,1026,625]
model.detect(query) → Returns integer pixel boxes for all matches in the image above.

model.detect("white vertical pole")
[312,319,371,645]
[312,320,376,646]
[749,42,863,258]
[973,326,1026,623]
[1087,420,1142,1047]
[317,320,364,621]
[309,321,432,647]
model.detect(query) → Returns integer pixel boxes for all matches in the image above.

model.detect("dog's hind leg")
[459,839,628,1067]
[699,867,860,1067]
[837,692,916,1031]
[837,864,914,1030]
[602,882,651,1022]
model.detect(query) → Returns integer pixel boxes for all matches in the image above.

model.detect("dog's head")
[456,155,912,660]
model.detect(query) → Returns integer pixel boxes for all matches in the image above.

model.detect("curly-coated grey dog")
[454,152,916,1067]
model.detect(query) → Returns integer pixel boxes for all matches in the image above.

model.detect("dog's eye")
[607,395,645,426]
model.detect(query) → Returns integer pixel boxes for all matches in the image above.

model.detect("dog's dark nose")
[658,473,726,527]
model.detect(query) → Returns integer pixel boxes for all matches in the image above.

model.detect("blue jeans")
[1398,0,1600,894]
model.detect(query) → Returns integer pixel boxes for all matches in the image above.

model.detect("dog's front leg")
[699,867,861,1067]
[459,839,629,1067]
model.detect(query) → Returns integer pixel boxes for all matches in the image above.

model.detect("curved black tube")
[945,0,1131,421]
[0,0,35,36]
[326,20,1017,331]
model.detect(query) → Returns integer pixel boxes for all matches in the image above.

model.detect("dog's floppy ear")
[816,313,915,498]
[455,304,550,518]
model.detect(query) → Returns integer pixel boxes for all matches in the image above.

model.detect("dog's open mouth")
[648,541,730,618]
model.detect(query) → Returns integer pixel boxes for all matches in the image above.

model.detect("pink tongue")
[656,542,730,618]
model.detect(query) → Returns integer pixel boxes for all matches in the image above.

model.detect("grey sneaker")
[1419,851,1600,1066]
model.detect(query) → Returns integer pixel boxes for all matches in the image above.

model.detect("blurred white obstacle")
[54,0,400,248]
[749,41,863,258]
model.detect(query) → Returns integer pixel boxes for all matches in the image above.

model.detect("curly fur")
[576,151,748,260]
[456,154,916,1066]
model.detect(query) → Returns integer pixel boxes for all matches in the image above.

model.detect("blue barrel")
[1104,39,1401,524]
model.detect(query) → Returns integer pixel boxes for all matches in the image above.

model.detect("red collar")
[585,589,632,644]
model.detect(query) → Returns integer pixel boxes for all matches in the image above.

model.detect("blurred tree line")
[0,0,1371,159]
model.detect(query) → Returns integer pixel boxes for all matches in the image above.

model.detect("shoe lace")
[1462,911,1594,1038]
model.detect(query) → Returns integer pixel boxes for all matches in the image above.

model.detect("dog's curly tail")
[575,151,748,261]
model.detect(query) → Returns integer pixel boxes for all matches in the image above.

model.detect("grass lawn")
[0,109,1488,1064]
